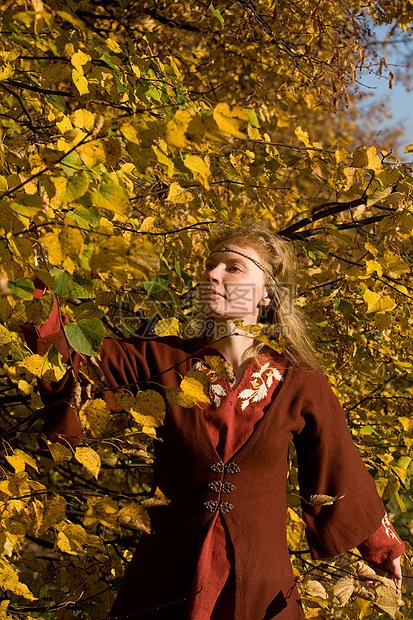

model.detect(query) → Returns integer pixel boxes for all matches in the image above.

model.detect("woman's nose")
[207,265,221,282]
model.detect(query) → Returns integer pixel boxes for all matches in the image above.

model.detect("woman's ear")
[258,289,272,307]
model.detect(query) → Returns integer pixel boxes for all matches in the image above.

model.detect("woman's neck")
[207,320,253,374]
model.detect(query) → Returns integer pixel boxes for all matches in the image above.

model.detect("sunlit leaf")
[64,318,105,356]
[75,446,101,479]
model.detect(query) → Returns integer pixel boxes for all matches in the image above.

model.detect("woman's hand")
[383,555,403,591]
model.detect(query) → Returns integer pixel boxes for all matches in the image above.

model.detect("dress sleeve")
[292,373,388,560]
[358,514,405,565]
[20,283,152,446]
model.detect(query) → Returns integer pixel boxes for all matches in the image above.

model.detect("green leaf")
[45,94,66,113]
[332,298,353,315]
[303,240,329,265]
[64,318,105,356]
[209,2,224,27]
[8,278,35,299]
[174,261,194,286]
[64,172,89,202]
[245,109,260,128]
[144,276,169,295]
[51,269,93,298]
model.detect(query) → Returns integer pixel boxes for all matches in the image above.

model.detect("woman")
[26,223,404,619]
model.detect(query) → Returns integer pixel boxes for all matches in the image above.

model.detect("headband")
[209,245,278,283]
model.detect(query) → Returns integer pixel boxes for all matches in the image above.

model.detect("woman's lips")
[201,288,225,298]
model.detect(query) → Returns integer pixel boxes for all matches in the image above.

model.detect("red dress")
[187,357,404,619]
[22,292,405,619]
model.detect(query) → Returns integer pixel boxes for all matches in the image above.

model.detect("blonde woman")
[26,223,404,619]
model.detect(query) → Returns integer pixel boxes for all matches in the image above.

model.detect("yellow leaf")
[366,146,382,171]
[366,186,393,207]
[115,390,165,427]
[363,260,383,278]
[295,126,310,147]
[364,242,378,257]
[71,50,91,75]
[75,446,101,479]
[375,168,401,186]
[118,503,151,533]
[204,355,235,383]
[5,449,38,473]
[89,235,127,275]
[5,452,26,473]
[13,293,54,326]
[72,69,89,95]
[167,370,211,407]
[56,523,87,554]
[212,102,247,137]
[165,110,205,148]
[166,182,195,203]
[78,141,106,167]
[165,109,192,148]
[79,398,111,438]
[92,175,129,213]
[72,109,95,131]
[120,123,141,144]
[363,289,396,314]
[103,136,122,168]
[59,218,85,258]
[0,66,15,81]
[351,145,368,168]
[0,324,14,345]
[40,231,64,264]
[184,154,211,188]
[0,558,36,600]
[36,495,67,536]
[404,144,413,153]
[154,317,181,337]
[47,442,73,463]
[398,416,413,432]
[133,390,166,426]
[152,146,175,177]
[139,216,158,232]
[343,166,365,189]
[0,600,12,619]
[19,348,67,382]
[141,487,170,507]
[83,496,118,529]
[335,148,348,164]
[167,387,199,408]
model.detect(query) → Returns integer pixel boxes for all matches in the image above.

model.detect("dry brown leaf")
[334,576,354,606]
[308,493,345,506]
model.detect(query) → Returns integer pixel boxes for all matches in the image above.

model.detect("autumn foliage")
[1,0,413,618]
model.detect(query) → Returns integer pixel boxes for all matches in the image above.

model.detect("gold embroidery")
[193,359,283,410]
[382,514,403,543]
[238,362,283,410]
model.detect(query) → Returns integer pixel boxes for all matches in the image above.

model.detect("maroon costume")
[24,297,404,620]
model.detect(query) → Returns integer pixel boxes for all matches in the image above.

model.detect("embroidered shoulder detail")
[192,358,284,410]
[382,514,403,543]
[192,361,228,407]
[238,362,284,411]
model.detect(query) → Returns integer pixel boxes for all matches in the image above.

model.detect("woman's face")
[199,242,271,324]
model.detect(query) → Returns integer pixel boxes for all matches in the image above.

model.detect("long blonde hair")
[207,222,321,371]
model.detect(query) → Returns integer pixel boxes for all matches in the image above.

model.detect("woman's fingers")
[387,556,403,591]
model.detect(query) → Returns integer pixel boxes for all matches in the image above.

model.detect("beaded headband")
[209,245,278,284]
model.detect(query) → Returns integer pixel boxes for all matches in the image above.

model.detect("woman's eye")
[227,266,240,272]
